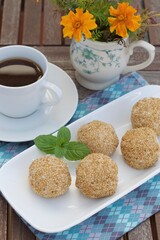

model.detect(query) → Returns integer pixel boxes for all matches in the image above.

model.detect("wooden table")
[0,0,160,239]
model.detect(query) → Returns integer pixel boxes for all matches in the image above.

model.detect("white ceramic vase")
[70,38,155,90]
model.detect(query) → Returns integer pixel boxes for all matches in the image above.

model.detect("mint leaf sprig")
[34,126,90,161]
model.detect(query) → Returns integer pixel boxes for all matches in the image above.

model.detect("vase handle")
[122,40,155,75]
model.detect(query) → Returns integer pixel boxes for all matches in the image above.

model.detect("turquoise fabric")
[1,72,159,240]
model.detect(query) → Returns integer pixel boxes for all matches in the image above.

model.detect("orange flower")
[60,8,97,42]
[108,2,141,38]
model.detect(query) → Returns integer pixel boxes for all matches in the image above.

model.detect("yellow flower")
[60,8,97,42]
[108,2,141,38]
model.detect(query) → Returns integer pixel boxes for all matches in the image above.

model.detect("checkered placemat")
[0,72,159,240]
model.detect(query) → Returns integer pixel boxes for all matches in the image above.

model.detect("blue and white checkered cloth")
[0,72,159,240]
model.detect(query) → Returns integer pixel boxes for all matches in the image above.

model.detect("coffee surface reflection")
[0,58,43,87]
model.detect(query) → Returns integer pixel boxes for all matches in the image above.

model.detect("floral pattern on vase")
[70,38,155,90]
[70,39,123,75]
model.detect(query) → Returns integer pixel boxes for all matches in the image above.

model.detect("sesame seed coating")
[131,97,160,135]
[75,153,118,199]
[121,127,159,169]
[77,120,119,156]
[29,155,71,198]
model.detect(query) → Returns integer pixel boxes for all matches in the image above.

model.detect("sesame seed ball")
[131,97,160,135]
[75,153,118,199]
[121,127,159,169]
[77,120,119,156]
[29,155,71,198]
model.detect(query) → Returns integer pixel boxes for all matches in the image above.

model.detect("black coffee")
[0,58,43,87]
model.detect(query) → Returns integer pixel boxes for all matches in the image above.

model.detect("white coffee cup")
[0,45,62,118]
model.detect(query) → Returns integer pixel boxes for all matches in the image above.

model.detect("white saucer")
[0,63,78,142]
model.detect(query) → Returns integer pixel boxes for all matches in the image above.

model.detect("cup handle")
[42,82,62,106]
[122,40,155,75]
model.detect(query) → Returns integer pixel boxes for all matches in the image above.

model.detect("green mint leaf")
[64,141,91,160]
[54,145,66,158]
[34,127,90,161]
[57,126,71,146]
[34,135,57,154]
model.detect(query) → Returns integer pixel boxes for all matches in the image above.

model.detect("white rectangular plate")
[0,85,160,233]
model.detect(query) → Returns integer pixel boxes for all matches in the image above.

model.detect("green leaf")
[34,127,91,161]
[54,145,66,158]
[34,135,57,154]
[57,126,71,146]
[64,141,91,160]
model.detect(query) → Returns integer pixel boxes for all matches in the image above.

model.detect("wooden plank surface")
[0,0,159,46]
[0,0,21,44]
[144,0,160,46]
[128,46,160,71]
[155,212,160,239]
[128,219,153,240]
[0,195,7,240]
[36,46,160,71]
[23,0,42,45]
[7,206,36,240]
[0,0,3,36]
[43,1,62,45]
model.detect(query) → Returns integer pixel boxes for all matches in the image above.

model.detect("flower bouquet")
[43,0,159,90]
[51,0,159,43]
